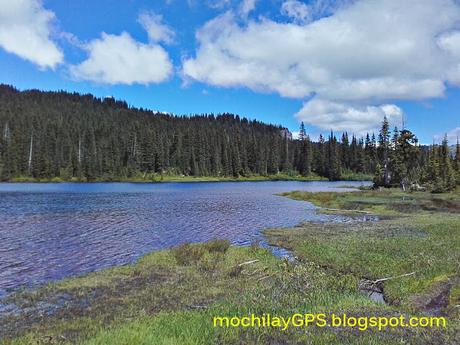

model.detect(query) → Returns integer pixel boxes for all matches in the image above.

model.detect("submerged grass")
[1,189,459,344]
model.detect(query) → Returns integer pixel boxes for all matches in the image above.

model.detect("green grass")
[7,173,328,183]
[280,188,460,216]
[338,171,374,181]
[6,171,374,183]
[268,189,460,310]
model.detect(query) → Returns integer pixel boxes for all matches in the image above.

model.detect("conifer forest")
[0,84,458,191]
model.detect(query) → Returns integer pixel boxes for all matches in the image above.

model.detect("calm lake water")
[0,181,370,296]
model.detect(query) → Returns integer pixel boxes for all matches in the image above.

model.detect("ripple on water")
[0,181,371,296]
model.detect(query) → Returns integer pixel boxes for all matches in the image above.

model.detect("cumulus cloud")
[70,32,173,85]
[434,127,460,143]
[71,11,175,85]
[437,31,460,85]
[183,0,460,134]
[281,0,310,23]
[0,0,63,68]
[295,99,403,134]
[138,12,175,44]
[239,0,257,18]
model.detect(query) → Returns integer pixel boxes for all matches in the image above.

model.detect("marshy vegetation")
[267,189,460,318]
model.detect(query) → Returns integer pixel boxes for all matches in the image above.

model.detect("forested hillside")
[0,84,458,190]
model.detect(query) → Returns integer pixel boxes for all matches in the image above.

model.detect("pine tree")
[314,134,326,176]
[375,116,391,187]
[341,132,349,170]
[297,123,312,176]
[427,143,439,183]
[393,129,420,190]
[299,122,306,141]
[439,135,456,191]
[326,132,341,180]
[455,137,460,185]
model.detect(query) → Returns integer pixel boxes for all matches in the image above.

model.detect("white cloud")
[138,12,175,44]
[0,0,63,68]
[291,131,300,139]
[281,0,310,23]
[60,31,85,49]
[434,127,460,143]
[437,31,460,57]
[437,31,460,85]
[295,99,403,134]
[206,0,231,9]
[183,0,460,134]
[281,0,352,24]
[239,0,257,18]
[71,11,175,85]
[70,32,173,85]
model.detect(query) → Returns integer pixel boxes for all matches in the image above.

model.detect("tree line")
[370,116,459,192]
[0,84,458,191]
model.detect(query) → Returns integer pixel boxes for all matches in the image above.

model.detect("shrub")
[227,265,243,277]
[249,240,262,254]
[203,239,230,253]
[172,243,205,266]
[197,252,219,273]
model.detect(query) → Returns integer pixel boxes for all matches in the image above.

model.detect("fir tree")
[375,117,391,187]
[455,137,460,185]
[439,135,456,191]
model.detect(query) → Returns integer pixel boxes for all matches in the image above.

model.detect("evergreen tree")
[299,122,306,141]
[439,135,456,191]
[375,117,391,187]
[393,129,420,190]
[341,132,349,170]
[326,132,341,180]
[297,123,312,176]
[314,134,326,177]
[455,137,460,185]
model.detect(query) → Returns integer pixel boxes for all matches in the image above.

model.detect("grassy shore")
[5,172,374,183]
[1,189,459,344]
[267,189,459,311]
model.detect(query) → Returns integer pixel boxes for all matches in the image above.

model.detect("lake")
[0,181,370,296]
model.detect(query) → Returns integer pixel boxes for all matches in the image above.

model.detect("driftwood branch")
[323,208,373,214]
[238,259,259,267]
[373,272,415,284]
[257,273,276,282]
[360,272,416,293]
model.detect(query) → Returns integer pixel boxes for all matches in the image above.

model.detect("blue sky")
[0,0,459,144]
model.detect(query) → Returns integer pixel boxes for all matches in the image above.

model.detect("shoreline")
[2,188,458,344]
[265,189,459,311]
[2,173,373,184]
